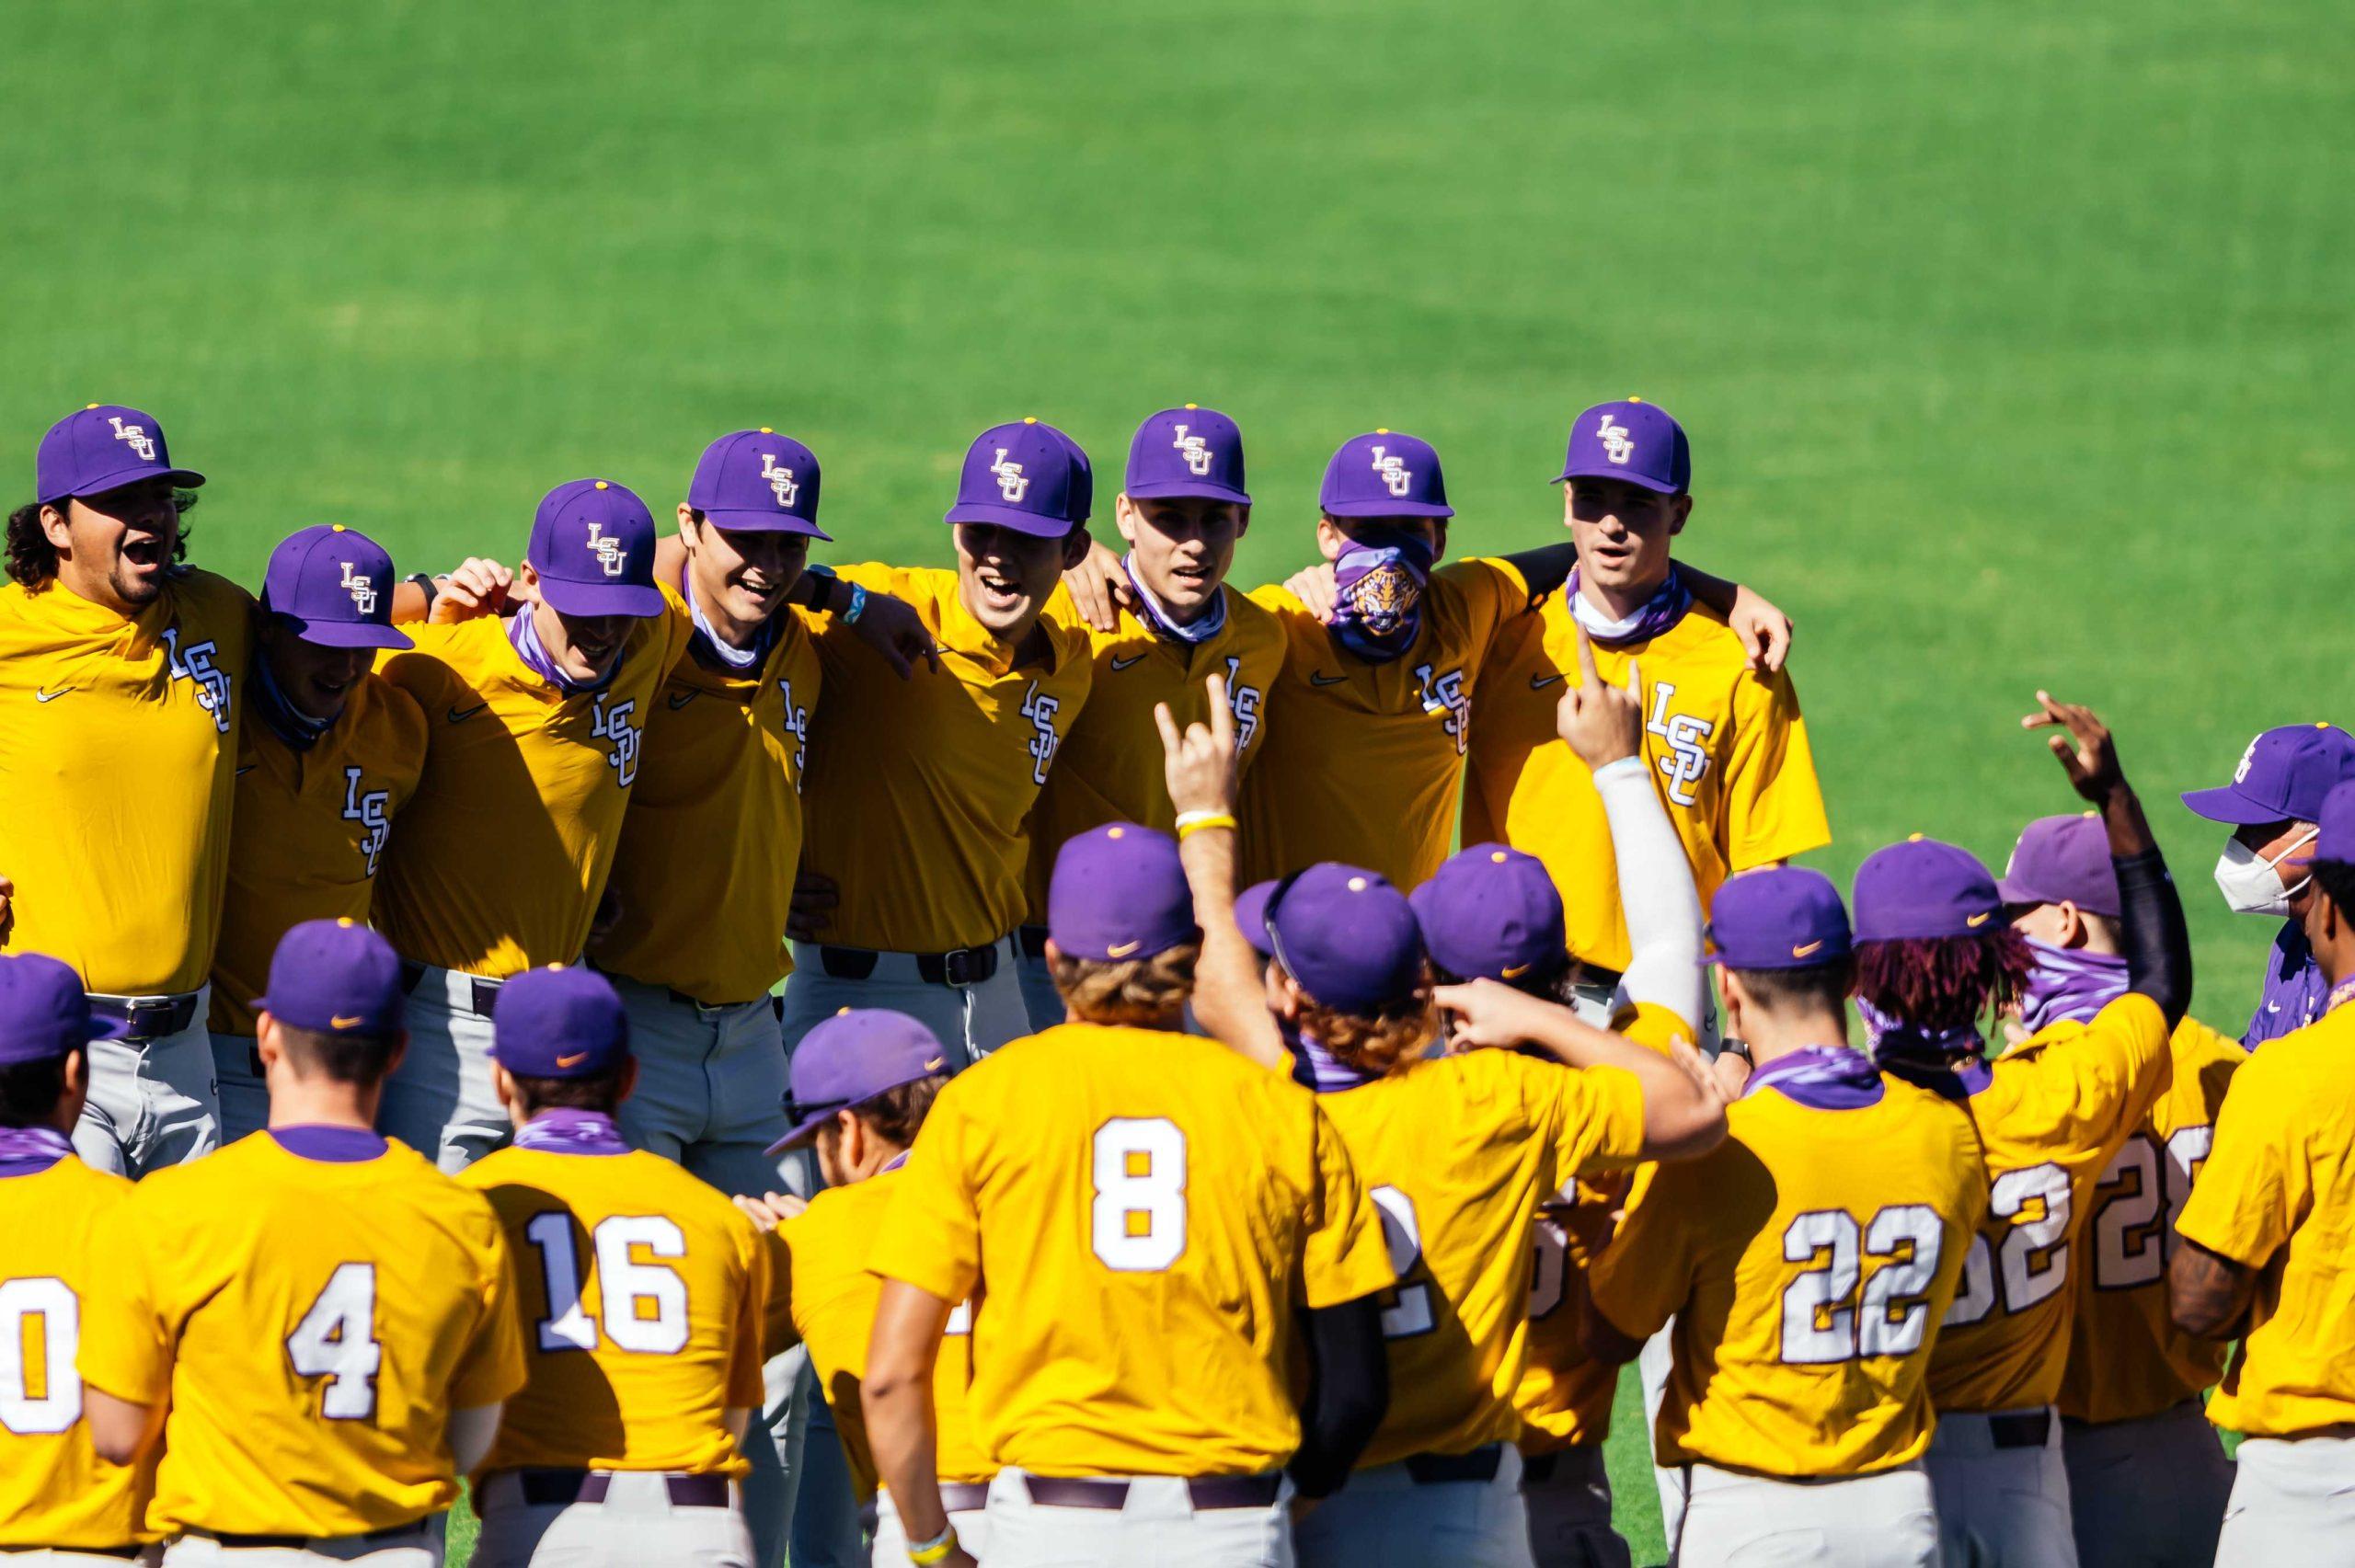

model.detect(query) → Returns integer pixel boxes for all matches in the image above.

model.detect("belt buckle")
[942,947,985,988]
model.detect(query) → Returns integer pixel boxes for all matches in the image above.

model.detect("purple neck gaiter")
[0,1125,75,1175]
[1568,565,1694,647]
[2018,939,2131,1033]
[1746,1045,1885,1110]
[515,1108,631,1156]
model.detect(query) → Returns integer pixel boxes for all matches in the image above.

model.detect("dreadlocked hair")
[1293,970,1440,1082]
[1853,930,2034,1034]
[6,490,198,589]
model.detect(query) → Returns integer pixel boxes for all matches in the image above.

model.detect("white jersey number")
[1369,1185,1436,1339]
[1779,1205,1945,1364]
[2092,1127,2214,1289]
[287,1263,382,1420]
[1944,1162,2072,1327]
[0,1277,81,1435]
[1091,1118,1187,1272]
[1526,1218,1569,1321]
[523,1212,692,1355]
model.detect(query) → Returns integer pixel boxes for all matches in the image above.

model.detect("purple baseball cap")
[253,918,406,1037]
[2182,724,2355,828]
[2292,779,2355,867]
[259,524,413,651]
[490,965,630,1079]
[1704,867,1853,969]
[1853,837,2004,943]
[35,404,205,507]
[0,952,128,1065]
[1049,823,1200,963]
[1557,399,1690,496]
[1320,430,1453,520]
[1409,844,1568,982]
[1237,864,1426,1015]
[945,419,1091,536]
[1125,406,1250,507]
[1997,813,2119,919]
[526,479,666,619]
[687,429,830,538]
[769,1008,952,1152]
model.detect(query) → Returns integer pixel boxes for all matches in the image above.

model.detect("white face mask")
[2213,829,2318,918]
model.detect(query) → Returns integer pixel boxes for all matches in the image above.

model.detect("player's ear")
[1669,494,1693,534]
[255,1013,285,1072]
[488,1059,514,1110]
[616,1057,640,1106]
[1061,525,1093,571]
[1315,515,1346,562]
[39,502,74,551]
[1113,494,1143,549]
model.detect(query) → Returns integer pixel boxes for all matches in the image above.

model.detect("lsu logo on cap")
[1171,425,1213,476]
[1597,413,1636,465]
[761,452,799,507]
[585,521,629,578]
[2234,735,2259,783]
[1368,445,1414,498]
[991,449,1029,503]
[339,560,379,616]
[108,415,156,461]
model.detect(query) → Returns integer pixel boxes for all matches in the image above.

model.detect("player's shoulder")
[0,1152,135,1216]
[794,1170,898,1242]
[348,669,431,750]
[2233,1005,2355,1097]
[170,564,258,620]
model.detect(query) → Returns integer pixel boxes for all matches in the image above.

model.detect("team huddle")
[0,395,2349,1568]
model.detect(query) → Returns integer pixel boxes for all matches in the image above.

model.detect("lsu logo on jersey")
[779,676,810,787]
[1645,681,1714,807]
[591,692,642,788]
[1597,413,1636,465]
[990,450,1028,503]
[1223,656,1262,752]
[761,454,799,508]
[585,522,629,578]
[109,415,156,461]
[1171,425,1213,475]
[341,766,391,876]
[1414,662,1470,755]
[160,624,232,735]
[1019,680,1061,785]
[339,561,379,616]
[1368,445,1414,498]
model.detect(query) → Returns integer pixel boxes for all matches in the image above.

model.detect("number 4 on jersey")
[287,1263,382,1420]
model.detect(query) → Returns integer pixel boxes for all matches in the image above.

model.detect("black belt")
[398,960,501,1016]
[1404,1443,1504,1485]
[1987,1411,2053,1449]
[498,1468,732,1509]
[1016,925,1051,959]
[190,1522,422,1550]
[86,992,201,1038]
[939,1481,993,1512]
[817,943,1000,988]
[1520,1449,1559,1485]
[1023,1473,1281,1511]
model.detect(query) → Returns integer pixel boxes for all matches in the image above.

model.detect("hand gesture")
[431,558,515,623]
[732,1191,809,1230]
[851,590,941,680]
[786,871,839,942]
[1432,977,1567,1053]
[1729,583,1794,674]
[1285,562,1341,624]
[1155,673,1239,819]
[1062,537,1132,633]
[1555,627,1644,770]
[2021,691,2125,803]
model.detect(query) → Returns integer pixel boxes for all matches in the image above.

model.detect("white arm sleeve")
[448,1403,504,1476]
[1594,756,1706,1025]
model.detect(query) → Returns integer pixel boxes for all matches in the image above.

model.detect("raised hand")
[1155,673,1239,820]
[431,557,516,623]
[2021,690,2125,803]
[1556,626,1644,771]
[1729,582,1794,674]
[1285,561,1341,624]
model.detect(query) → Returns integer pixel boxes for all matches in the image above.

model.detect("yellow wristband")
[1177,811,1238,840]
[908,1527,960,1566]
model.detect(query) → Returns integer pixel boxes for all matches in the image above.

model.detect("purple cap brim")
[282,616,415,651]
[1554,463,1682,494]
[942,500,1078,536]
[49,464,206,507]
[1124,478,1253,506]
[1993,875,2041,907]
[536,578,668,619]
[765,1112,833,1154]
[1321,497,1454,520]
[1235,881,1278,953]
[701,507,833,541]
[2179,784,2294,827]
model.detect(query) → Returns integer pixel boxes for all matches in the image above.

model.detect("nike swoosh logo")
[236,765,257,776]
[1109,654,1148,672]
[1501,962,1533,979]
[448,703,488,724]
[924,1057,946,1072]
[555,1051,589,1069]
[1107,940,1142,957]
[34,687,71,704]
[330,1014,364,1029]
[1791,940,1823,958]
[667,691,697,709]
[1965,911,1992,928]
[1529,673,1566,691]
[1309,671,1348,687]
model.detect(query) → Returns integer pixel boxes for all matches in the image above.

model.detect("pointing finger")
[1154,701,1182,755]
[1575,625,1603,690]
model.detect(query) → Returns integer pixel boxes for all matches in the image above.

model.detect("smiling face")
[517,563,633,684]
[954,523,1085,640]
[260,620,373,722]
[41,478,182,612]
[1117,494,1246,623]
[680,507,809,635]
[1566,476,1689,604]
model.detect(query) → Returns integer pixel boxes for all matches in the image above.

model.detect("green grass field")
[8,2,2347,1561]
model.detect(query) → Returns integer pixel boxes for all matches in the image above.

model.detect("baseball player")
[77,918,526,1564]
[0,953,152,1562]
[1851,697,2189,1568]
[780,419,1095,1062]
[1013,406,1285,1026]
[371,478,693,1170]
[729,1010,986,1568]
[206,525,425,1140]
[1218,857,1723,1568]
[1996,813,2245,1568]
[1464,398,1826,1018]
[459,965,767,1568]
[863,815,1396,1568]
[1584,867,1990,1567]
[0,402,236,1174]
[2178,721,2355,1046]
[2171,776,2355,1564]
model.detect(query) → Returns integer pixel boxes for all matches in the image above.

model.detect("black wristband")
[407,572,438,615]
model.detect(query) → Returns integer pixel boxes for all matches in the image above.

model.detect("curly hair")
[851,1074,948,1149]
[1853,931,2033,1035]
[1294,976,1440,1081]
[1051,944,1200,1028]
[6,490,197,589]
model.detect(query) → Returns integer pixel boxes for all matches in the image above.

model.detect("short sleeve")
[655,580,697,675]
[867,1087,986,1306]
[1298,1098,1396,1309]
[1537,1061,1648,1179]
[2088,993,2176,1134]
[75,1197,173,1406]
[2176,1058,2298,1270]
[728,1214,771,1411]
[1438,557,1532,672]
[1587,1159,1701,1343]
[1614,1002,1697,1058]
[449,1219,529,1409]
[1724,670,1832,871]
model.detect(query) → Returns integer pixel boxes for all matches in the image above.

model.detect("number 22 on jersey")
[1779,1206,1946,1363]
